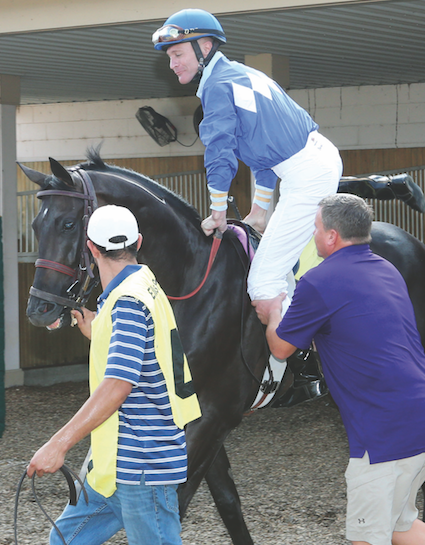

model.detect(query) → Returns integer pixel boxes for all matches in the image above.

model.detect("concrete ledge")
[4,368,25,388]
[22,363,88,387]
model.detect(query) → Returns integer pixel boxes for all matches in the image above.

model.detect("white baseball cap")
[87,205,139,251]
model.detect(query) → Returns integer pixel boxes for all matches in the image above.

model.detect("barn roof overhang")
[0,0,423,105]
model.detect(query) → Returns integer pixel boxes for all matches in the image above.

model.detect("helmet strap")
[191,39,220,82]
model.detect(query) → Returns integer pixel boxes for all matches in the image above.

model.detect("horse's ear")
[17,162,48,188]
[49,157,75,188]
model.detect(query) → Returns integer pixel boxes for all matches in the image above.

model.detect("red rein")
[167,234,222,301]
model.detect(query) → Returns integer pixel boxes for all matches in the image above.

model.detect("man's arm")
[265,305,298,361]
[243,203,268,234]
[200,81,239,237]
[253,294,298,360]
[27,377,132,477]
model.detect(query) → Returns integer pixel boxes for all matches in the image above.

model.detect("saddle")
[226,218,260,260]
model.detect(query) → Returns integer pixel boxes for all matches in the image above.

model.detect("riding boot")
[338,173,425,213]
[271,348,328,408]
[387,174,425,213]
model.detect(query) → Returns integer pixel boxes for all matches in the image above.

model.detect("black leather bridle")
[29,168,99,311]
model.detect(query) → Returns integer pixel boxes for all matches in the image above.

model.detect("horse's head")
[20,158,97,330]
[21,148,218,330]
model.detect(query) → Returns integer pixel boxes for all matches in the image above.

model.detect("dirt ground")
[1,382,423,544]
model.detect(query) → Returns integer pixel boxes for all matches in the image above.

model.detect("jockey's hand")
[201,210,228,236]
[252,293,287,325]
[243,204,268,234]
[71,307,95,340]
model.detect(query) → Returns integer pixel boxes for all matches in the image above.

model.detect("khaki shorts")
[345,451,425,545]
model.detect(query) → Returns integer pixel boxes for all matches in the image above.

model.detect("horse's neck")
[92,173,209,294]
[138,215,206,290]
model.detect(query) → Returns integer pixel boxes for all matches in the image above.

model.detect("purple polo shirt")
[277,244,425,463]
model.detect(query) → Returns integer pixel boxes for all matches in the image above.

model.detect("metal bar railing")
[17,170,209,262]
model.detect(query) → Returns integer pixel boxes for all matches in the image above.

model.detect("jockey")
[153,9,343,405]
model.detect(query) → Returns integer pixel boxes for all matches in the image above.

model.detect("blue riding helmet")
[152,9,226,51]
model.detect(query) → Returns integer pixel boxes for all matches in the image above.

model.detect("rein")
[167,232,222,300]
[14,465,88,545]
[29,169,98,310]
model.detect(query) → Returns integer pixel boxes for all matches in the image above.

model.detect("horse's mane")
[80,148,202,227]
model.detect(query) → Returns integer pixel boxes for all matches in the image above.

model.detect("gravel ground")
[1,382,423,544]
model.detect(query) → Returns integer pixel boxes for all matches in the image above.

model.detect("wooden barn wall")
[18,155,250,370]
[340,147,425,176]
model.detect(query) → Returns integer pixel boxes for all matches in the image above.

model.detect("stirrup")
[271,377,328,408]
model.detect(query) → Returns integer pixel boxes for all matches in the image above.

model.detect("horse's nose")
[26,296,66,328]
[27,298,55,316]
[26,295,58,320]
[39,302,55,314]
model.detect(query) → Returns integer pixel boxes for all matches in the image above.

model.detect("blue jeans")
[50,475,182,545]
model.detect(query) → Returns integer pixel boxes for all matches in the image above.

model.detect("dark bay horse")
[20,151,425,543]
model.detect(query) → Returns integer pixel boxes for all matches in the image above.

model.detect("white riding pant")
[247,131,342,309]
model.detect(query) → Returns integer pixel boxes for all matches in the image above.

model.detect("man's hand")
[253,294,297,360]
[71,307,96,339]
[201,210,227,236]
[252,293,287,325]
[27,438,66,478]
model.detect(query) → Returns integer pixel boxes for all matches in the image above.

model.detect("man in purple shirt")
[254,193,425,545]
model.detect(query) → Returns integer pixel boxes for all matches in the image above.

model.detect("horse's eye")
[63,221,75,231]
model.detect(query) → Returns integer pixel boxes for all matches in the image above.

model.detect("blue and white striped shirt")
[98,265,188,486]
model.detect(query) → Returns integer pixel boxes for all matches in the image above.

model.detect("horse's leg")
[178,419,229,519]
[178,412,254,545]
[178,444,254,545]
[204,445,254,545]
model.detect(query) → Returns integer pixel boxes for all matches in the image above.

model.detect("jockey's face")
[167,42,199,85]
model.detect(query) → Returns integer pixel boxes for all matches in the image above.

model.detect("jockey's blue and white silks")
[196,52,319,209]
